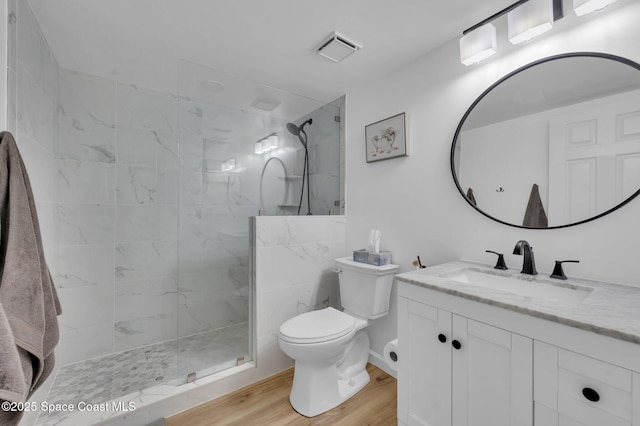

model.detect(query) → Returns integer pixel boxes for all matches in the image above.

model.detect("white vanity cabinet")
[397,291,533,426]
[534,342,640,426]
[396,275,640,426]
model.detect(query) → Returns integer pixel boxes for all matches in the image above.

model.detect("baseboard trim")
[368,350,396,379]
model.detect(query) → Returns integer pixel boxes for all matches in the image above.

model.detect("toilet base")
[289,329,370,417]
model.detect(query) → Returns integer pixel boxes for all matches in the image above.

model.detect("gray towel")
[466,187,477,206]
[522,183,548,228]
[0,132,62,424]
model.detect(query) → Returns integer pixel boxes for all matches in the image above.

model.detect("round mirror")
[451,53,640,229]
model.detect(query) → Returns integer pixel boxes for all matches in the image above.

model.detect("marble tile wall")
[6,3,61,424]
[6,0,59,271]
[56,69,182,363]
[56,71,117,364]
[176,98,256,342]
[113,82,180,353]
[254,215,346,373]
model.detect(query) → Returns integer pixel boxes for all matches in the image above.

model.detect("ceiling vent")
[315,31,361,63]
[250,98,281,111]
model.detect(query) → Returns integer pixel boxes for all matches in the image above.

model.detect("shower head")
[286,119,313,136]
[286,122,301,136]
[286,119,312,148]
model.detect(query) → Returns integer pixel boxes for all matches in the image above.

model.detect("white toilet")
[278,256,399,417]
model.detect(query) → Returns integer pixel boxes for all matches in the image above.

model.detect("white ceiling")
[28,0,515,105]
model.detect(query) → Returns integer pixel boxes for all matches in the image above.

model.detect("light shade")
[460,23,497,66]
[574,0,618,16]
[268,134,279,150]
[508,0,554,44]
[254,141,263,154]
[221,158,236,172]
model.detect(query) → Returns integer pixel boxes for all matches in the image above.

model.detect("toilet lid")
[279,307,355,344]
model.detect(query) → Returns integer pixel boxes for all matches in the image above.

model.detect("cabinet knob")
[582,387,600,402]
[438,334,447,343]
[452,340,462,350]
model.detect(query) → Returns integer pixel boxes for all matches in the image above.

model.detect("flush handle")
[582,387,600,402]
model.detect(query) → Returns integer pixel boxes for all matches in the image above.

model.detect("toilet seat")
[279,307,355,344]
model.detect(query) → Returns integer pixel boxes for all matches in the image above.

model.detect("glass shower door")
[175,58,339,383]
[176,61,256,382]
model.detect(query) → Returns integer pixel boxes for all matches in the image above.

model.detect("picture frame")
[365,112,408,163]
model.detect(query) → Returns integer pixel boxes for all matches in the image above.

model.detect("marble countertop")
[396,260,640,345]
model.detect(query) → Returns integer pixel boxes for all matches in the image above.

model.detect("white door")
[452,316,533,426]
[548,90,640,226]
[398,298,452,426]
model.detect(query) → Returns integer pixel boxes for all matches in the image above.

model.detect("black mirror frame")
[450,52,640,230]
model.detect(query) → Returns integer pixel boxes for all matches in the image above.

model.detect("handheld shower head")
[286,122,300,136]
[286,119,312,136]
[285,118,314,215]
[286,119,313,147]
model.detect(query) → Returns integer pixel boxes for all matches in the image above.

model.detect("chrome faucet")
[513,240,537,275]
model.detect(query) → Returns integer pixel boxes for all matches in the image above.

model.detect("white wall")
[345,0,640,357]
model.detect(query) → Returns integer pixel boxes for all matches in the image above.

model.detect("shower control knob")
[438,334,447,343]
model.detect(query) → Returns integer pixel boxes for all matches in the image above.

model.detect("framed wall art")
[365,112,408,163]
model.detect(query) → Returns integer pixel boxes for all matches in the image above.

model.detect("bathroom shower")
[286,119,313,215]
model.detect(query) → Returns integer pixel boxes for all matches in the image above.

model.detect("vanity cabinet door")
[398,297,452,426]
[398,296,533,426]
[534,341,639,426]
[452,315,533,426]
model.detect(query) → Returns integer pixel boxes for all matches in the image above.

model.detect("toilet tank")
[335,257,399,319]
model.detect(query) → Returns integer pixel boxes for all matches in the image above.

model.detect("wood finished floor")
[165,363,397,426]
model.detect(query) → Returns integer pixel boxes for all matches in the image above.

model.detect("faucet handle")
[486,250,508,270]
[550,260,580,280]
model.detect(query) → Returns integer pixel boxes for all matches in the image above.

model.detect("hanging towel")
[522,183,548,228]
[0,132,62,425]
[466,187,477,206]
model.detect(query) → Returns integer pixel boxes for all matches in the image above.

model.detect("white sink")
[438,267,592,305]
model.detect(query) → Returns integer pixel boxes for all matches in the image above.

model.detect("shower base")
[36,322,249,425]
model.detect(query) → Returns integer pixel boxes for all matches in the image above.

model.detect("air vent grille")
[315,31,361,63]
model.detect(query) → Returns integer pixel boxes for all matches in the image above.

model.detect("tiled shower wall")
[254,215,346,374]
[56,69,181,364]
[7,0,342,375]
[6,0,60,292]
[177,97,256,340]
[6,0,184,366]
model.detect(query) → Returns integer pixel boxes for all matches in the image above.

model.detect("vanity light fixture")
[221,158,236,172]
[460,23,497,66]
[460,0,564,66]
[254,133,278,155]
[268,134,279,150]
[573,0,618,16]
[508,0,560,44]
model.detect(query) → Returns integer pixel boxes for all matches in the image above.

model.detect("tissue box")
[353,249,391,266]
